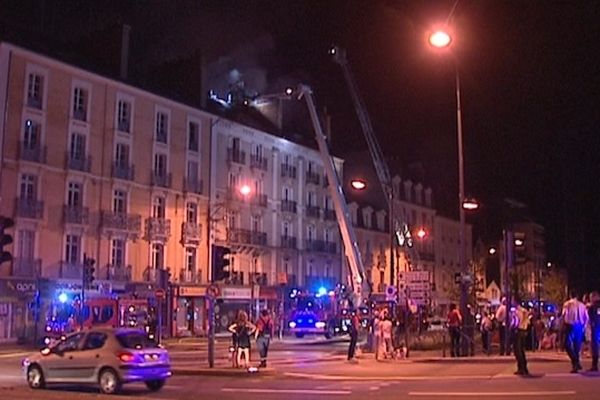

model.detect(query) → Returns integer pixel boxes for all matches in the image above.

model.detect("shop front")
[0,278,37,343]
[174,285,206,337]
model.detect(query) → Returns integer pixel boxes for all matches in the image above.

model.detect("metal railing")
[281,199,297,213]
[63,205,89,225]
[112,162,135,180]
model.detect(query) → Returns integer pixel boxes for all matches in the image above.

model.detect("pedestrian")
[381,312,394,359]
[481,311,493,355]
[228,310,256,368]
[255,309,274,368]
[347,309,360,363]
[446,303,462,357]
[512,297,531,376]
[587,291,600,372]
[495,297,512,356]
[373,310,382,360]
[561,291,589,373]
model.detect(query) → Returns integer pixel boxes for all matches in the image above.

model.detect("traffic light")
[211,245,231,282]
[0,216,15,265]
[513,232,526,264]
[83,256,96,288]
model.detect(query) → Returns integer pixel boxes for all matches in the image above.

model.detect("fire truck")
[42,290,153,345]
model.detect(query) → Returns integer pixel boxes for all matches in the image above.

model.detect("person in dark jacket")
[588,291,600,372]
[347,310,361,363]
[255,309,274,368]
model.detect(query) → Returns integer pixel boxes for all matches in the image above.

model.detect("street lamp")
[428,29,471,356]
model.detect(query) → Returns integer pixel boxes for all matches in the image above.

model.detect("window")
[154,153,167,177]
[284,154,291,166]
[185,247,196,272]
[324,196,332,211]
[188,121,199,152]
[115,143,129,166]
[155,111,168,143]
[187,160,198,181]
[111,239,125,266]
[65,234,81,264]
[23,120,40,150]
[17,229,35,260]
[113,190,127,213]
[283,187,292,201]
[231,137,241,152]
[67,182,82,207]
[152,196,165,219]
[228,172,239,189]
[72,87,88,121]
[325,228,331,243]
[151,243,164,269]
[254,144,263,158]
[307,161,314,173]
[254,179,263,195]
[251,215,261,232]
[363,211,372,229]
[227,211,237,230]
[307,225,315,242]
[117,100,131,132]
[27,73,44,108]
[56,332,85,353]
[116,332,158,349]
[307,191,316,207]
[283,221,290,237]
[83,332,107,350]
[70,132,86,160]
[20,174,37,200]
[186,202,197,223]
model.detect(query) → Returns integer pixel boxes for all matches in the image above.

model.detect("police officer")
[588,291,600,372]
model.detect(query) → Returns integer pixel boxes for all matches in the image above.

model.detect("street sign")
[385,285,397,302]
[155,288,166,299]
[207,284,220,298]
[407,290,430,298]
[406,282,430,291]
[404,271,430,282]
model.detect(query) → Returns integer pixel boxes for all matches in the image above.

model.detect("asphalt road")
[1,338,598,400]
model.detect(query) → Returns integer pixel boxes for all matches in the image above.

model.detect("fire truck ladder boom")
[297,84,368,307]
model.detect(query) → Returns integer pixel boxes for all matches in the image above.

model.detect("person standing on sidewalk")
[255,309,274,368]
[347,309,360,363]
[228,310,256,368]
[373,310,383,360]
[381,311,394,359]
[588,291,600,372]
[496,298,512,356]
[562,291,589,373]
[513,298,531,376]
[481,311,493,355]
[446,303,463,357]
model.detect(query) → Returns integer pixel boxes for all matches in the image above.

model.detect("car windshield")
[116,332,159,350]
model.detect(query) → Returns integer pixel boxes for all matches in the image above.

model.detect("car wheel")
[145,379,166,392]
[99,368,121,395]
[27,365,45,389]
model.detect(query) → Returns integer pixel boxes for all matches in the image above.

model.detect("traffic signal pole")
[81,253,87,331]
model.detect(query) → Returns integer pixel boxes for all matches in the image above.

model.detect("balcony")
[151,170,172,188]
[63,205,89,225]
[105,264,132,281]
[229,271,245,285]
[181,222,201,245]
[324,241,337,254]
[73,108,87,122]
[251,272,268,286]
[19,141,47,164]
[60,262,83,279]
[280,235,297,249]
[12,258,41,277]
[101,211,141,238]
[145,217,171,242]
[226,187,248,202]
[280,164,297,179]
[286,274,298,286]
[305,206,321,219]
[111,162,135,181]
[183,177,203,195]
[143,266,171,286]
[27,96,42,109]
[251,193,268,208]
[281,199,297,214]
[227,148,246,165]
[15,198,44,219]
[305,239,325,252]
[323,209,336,221]
[305,171,320,185]
[180,268,200,284]
[249,154,268,171]
[66,152,92,173]
[228,229,267,246]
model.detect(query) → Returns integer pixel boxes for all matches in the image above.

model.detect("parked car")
[22,328,171,394]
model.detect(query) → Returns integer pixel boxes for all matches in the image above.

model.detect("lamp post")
[429,29,472,356]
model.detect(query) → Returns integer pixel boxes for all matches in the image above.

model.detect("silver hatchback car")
[22,328,171,394]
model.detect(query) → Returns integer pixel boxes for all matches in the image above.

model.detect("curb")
[173,367,278,377]
[415,356,566,364]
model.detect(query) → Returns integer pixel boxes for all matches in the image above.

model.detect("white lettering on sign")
[221,287,251,299]
[179,286,206,297]
[16,282,37,292]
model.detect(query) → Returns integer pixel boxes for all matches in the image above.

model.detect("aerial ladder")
[329,46,422,282]
[295,84,370,308]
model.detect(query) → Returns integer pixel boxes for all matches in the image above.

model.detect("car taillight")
[117,351,135,363]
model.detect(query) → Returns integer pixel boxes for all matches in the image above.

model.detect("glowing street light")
[239,184,251,197]
[429,30,452,48]
[417,228,427,239]
[462,198,480,210]
[350,179,367,190]
[489,247,497,255]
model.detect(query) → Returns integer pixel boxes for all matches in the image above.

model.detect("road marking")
[408,391,576,397]
[283,372,492,381]
[0,352,30,359]
[222,388,351,395]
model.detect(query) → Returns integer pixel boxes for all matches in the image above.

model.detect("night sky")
[2,1,599,290]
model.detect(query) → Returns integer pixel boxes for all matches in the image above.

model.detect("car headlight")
[289,321,297,328]
[315,322,326,329]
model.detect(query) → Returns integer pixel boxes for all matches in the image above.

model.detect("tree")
[543,269,568,306]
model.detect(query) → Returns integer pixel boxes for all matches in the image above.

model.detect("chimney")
[120,24,131,80]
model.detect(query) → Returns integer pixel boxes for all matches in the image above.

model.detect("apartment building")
[0,42,342,341]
